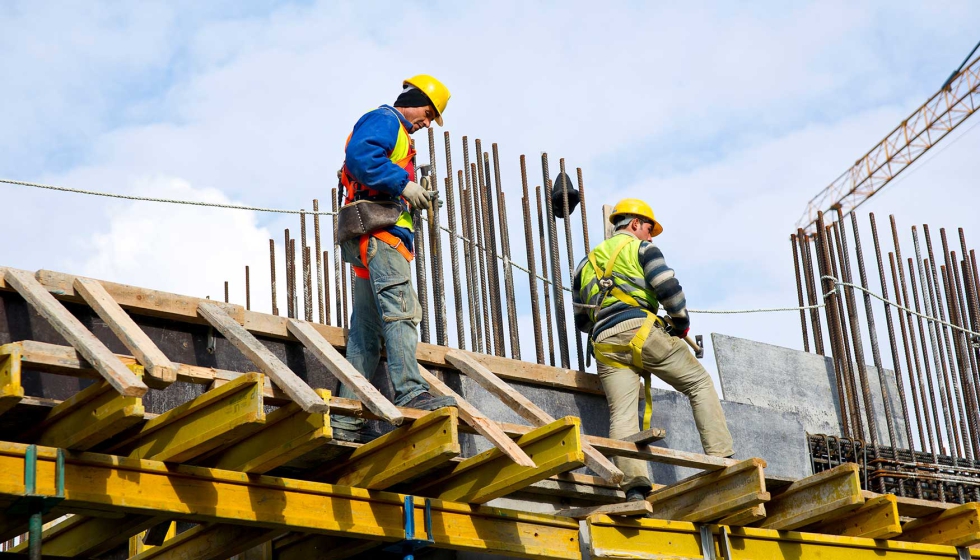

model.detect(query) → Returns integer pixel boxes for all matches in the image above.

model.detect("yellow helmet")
[404,74,450,126]
[609,198,663,237]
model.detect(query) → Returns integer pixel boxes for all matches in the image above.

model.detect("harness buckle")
[598,278,614,290]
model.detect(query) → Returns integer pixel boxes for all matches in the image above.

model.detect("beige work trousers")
[596,323,734,490]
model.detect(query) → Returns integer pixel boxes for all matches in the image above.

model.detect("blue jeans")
[333,236,428,430]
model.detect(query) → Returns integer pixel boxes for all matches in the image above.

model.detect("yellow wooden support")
[104,372,266,462]
[31,364,145,450]
[0,441,581,560]
[273,534,381,560]
[646,457,770,522]
[207,388,332,473]
[807,493,902,540]
[757,462,865,530]
[316,407,460,489]
[130,523,287,560]
[899,502,980,548]
[587,515,979,559]
[417,416,585,504]
[130,520,177,556]
[719,504,767,526]
[0,343,24,416]
[9,513,161,558]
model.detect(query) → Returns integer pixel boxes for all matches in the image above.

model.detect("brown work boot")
[402,391,456,411]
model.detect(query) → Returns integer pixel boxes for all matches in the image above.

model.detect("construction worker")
[331,75,456,442]
[572,199,734,501]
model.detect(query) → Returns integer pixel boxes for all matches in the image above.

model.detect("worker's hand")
[402,181,429,210]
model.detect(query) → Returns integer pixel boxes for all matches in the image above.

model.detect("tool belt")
[336,199,404,245]
[591,311,664,432]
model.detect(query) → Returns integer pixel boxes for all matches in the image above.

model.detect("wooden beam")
[419,364,536,468]
[207,389,332,473]
[317,407,460,489]
[9,513,161,558]
[105,372,266,462]
[417,416,586,504]
[521,472,625,503]
[287,318,403,424]
[718,504,767,526]
[557,501,653,520]
[892,493,958,518]
[130,524,287,560]
[31,367,145,450]
[445,349,624,485]
[0,343,24,416]
[807,493,902,540]
[757,463,865,530]
[621,428,667,445]
[3,268,147,397]
[645,457,770,522]
[198,302,326,413]
[73,277,178,388]
[0,441,583,560]
[898,502,980,547]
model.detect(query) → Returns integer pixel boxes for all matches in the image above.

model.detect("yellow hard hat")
[404,74,450,126]
[609,198,663,237]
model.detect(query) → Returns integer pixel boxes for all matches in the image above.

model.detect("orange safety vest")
[340,111,416,279]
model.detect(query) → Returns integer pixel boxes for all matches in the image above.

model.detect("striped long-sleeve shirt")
[572,231,690,340]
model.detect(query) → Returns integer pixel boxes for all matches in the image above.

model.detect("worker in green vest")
[572,198,734,501]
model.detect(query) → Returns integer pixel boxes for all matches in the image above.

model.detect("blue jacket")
[344,105,415,251]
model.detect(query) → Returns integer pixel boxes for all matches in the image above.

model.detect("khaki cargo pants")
[595,323,734,490]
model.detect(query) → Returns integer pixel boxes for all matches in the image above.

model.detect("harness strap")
[591,312,663,432]
[352,231,415,280]
[587,236,642,320]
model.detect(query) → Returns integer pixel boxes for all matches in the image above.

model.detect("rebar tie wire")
[7,176,980,334]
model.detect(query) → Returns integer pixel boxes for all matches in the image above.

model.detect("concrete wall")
[712,333,909,449]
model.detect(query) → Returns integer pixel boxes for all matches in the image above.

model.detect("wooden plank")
[31,367,145,450]
[446,349,623,485]
[9,513,160,558]
[0,343,24,416]
[621,428,667,445]
[74,277,178,388]
[3,268,148,397]
[419,364,535,468]
[207,389,332,473]
[417,416,586,504]
[892,493,959,519]
[130,524,287,560]
[557,501,653,519]
[898,502,980,547]
[645,457,770,522]
[757,463,865,530]
[105,372,266,462]
[287,318,403,424]
[718,504,767,526]
[807,494,902,540]
[199,302,326,413]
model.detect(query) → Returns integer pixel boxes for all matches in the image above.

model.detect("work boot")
[625,485,652,503]
[402,391,457,411]
[332,425,382,444]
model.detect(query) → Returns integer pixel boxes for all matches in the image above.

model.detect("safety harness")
[587,235,664,431]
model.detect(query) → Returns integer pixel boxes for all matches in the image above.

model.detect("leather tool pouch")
[336,200,403,244]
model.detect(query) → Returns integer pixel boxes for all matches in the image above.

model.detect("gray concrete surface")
[713,333,909,448]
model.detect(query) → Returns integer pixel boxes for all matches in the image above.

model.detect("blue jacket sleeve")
[344,109,410,196]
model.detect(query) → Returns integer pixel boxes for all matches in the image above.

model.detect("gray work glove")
[402,181,430,210]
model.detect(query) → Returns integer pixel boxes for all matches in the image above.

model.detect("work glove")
[402,181,430,210]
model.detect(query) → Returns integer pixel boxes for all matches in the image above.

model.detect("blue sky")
[1,1,979,384]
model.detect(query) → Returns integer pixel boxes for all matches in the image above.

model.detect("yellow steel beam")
[9,513,162,558]
[0,441,581,560]
[899,502,980,548]
[807,493,902,540]
[130,523,287,560]
[646,457,770,522]
[587,515,979,559]
[0,343,24,416]
[30,365,145,450]
[316,407,460,489]
[758,463,865,530]
[104,372,266,462]
[417,416,585,504]
[206,388,331,474]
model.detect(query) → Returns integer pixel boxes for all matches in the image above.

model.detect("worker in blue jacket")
[332,75,455,442]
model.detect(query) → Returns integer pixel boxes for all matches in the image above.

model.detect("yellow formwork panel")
[588,515,978,559]
[0,343,25,416]
[10,513,159,558]
[0,441,581,560]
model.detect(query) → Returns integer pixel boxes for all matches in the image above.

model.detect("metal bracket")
[6,445,65,516]
[957,546,971,560]
[383,495,434,560]
[717,525,733,560]
[698,524,716,560]
[206,326,216,355]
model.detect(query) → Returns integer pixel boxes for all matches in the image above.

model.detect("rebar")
[444,133,465,349]
[830,222,863,439]
[471,162,491,354]
[331,188,345,330]
[536,185,556,367]
[493,144,520,359]
[301,210,313,322]
[907,252,945,462]
[522,157,545,364]
[791,234,810,352]
[314,199,324,323]
[269,239,278,316]
[462,138,486,353]
[942,260,978,459]
[949,252,980,457]
[322,249,331,326]
[460,177,480,352]
[559,158,585,372]
[290,238,299,320]
[427,128,447,346]
[285,228,293,318]
[542,153,570,368]
[576,167,591,253]
[479,145,505,356]
[245,266,251,311]
[798,230,825,354]
[224,281,229,304]
[815,217,853,438]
